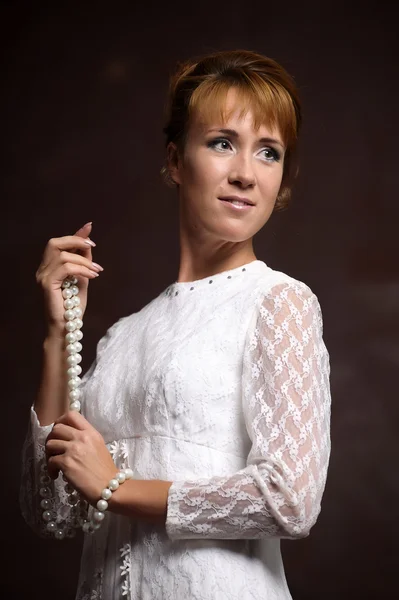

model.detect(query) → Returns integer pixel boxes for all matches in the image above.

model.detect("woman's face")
[169,87,285,245]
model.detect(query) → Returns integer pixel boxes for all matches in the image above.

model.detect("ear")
[166,142,182,185]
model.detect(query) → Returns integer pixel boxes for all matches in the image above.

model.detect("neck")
[177,226,256,284]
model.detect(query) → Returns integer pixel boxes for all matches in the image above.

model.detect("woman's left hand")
[45,410,117,506]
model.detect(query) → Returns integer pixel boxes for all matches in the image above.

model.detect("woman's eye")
[262,147,280,162]
[207,139,281,162]
[207,138,232,151]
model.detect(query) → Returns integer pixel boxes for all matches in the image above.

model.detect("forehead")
[190,87,282,139]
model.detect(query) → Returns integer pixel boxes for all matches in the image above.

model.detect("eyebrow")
[207,128,285,150]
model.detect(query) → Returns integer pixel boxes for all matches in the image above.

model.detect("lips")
[218,196,255,206]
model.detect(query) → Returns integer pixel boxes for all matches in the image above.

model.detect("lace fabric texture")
[20,260,331,600]
[20,410,77,536]
[166,282,331,540]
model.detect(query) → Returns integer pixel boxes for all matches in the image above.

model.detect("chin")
[210,223,254,243]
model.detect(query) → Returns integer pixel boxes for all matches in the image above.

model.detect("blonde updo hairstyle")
[160,49,302,211]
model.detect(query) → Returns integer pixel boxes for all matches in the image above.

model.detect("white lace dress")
[20,259,332,600]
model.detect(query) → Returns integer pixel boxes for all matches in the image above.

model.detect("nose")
[228,152,256,188]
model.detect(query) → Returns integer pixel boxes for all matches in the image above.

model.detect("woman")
[20,49,332,599]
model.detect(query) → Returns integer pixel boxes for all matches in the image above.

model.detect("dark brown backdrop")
[2,1,398,598]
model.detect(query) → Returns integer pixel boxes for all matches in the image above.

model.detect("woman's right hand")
[36,222,103,336]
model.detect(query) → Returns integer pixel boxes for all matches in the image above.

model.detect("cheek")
[183,152,223,188]
[275,171,284,193]
[263,165,284,195]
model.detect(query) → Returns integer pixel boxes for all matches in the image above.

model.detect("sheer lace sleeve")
[19,320,121,537]
[166,281,331,540]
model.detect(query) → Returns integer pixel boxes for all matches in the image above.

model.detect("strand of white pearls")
[40,275,88,539]
[40,276,133,537]
[62,276,84,410]
[82,468,134,534]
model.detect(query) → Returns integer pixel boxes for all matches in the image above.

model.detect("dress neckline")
[165,259,268,297]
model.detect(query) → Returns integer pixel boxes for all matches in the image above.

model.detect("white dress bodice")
[20,259,332,600]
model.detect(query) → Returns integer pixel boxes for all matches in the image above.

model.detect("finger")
[47,423,78,442]
[57,250,103,273]
[72,222,94,262]
[47,455,64,480]
[74,222,92,238]
[39,250,104,279]
[55,410,91,430]
[45,438,68,457]
[46,438,67,454]
[41,260,100,285]
[42,233,95,265]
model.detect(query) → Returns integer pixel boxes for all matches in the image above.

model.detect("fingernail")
[89,270,100,277]
[84,222,92,227]
[84,239,96,247]
[91,262,104,271]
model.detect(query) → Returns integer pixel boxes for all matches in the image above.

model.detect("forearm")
[33,329,70,426]
[107,479,173,525]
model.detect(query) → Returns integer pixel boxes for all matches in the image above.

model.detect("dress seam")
[106,433,247,460]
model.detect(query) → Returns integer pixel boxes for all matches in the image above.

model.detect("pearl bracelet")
[82,467,134,534]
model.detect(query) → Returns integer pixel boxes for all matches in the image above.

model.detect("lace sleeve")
[19,319,122,537]
[19,407,78,537]
[165,281,332,540]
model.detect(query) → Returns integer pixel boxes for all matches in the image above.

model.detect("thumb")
[74,221,93,263]
[75,221,93,238]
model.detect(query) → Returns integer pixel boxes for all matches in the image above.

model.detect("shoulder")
[254,265,317,302]
[249,265,323,328]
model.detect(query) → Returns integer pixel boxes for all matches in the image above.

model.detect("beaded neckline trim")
[165,260,268,297]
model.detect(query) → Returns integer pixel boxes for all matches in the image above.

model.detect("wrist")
[43,332,66,351]
[91,468,134,521]
[106,478,136,514]
[106,478,172,523]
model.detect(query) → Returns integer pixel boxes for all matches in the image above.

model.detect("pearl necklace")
[39,275,89,538]
[40,276,133,538]
[39,275,134,538]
